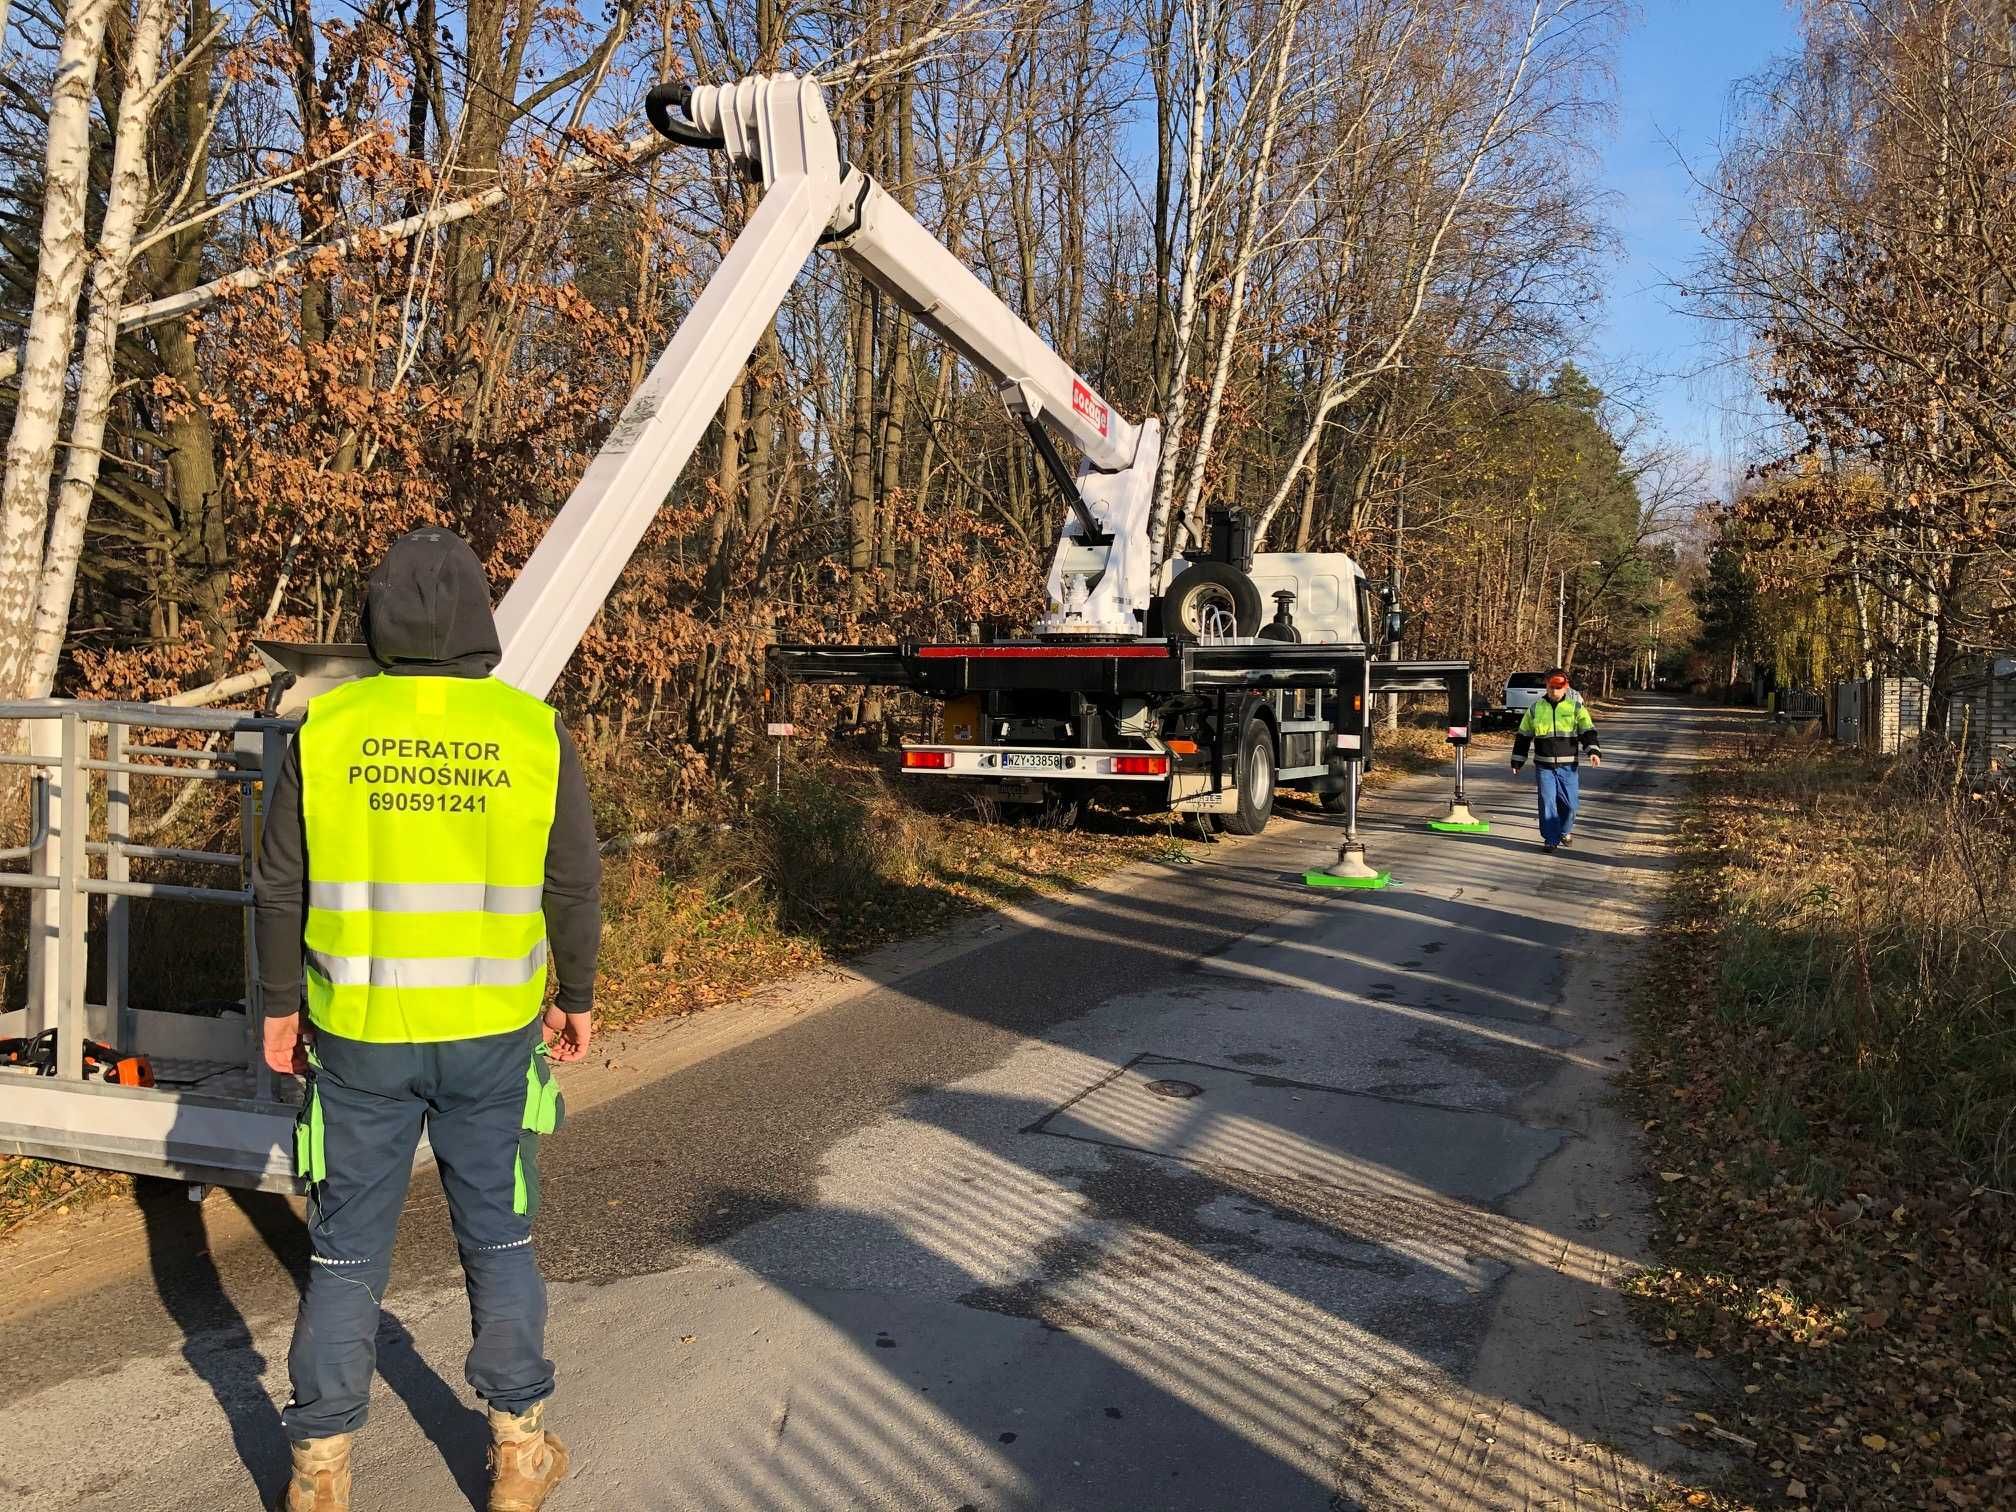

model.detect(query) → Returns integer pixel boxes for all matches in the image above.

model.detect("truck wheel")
[1222,720,1276,835]
[1153,561,1262,641]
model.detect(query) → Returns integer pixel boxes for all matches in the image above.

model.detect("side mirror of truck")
[1379,580,1404,648]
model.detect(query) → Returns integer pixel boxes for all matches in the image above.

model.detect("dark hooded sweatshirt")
[252,530,602,1022]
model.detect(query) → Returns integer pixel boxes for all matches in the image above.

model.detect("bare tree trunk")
[0,0,119,701]
[705,355,750,580]
[29,0,176,698]
[1292,456,1320,550]
[1144,0,1224,571]
[1170,0,1304,556]
[1145,0,1180,407]
[847,283,877,606]
[743,326,782,569]
[877,51,915,574]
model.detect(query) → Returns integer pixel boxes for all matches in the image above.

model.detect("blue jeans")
[282,1020,555,1440]
[1535,764,1579,845]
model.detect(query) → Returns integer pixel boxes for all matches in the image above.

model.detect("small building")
[1833,675,1930,754]
[1947,659,2016,782]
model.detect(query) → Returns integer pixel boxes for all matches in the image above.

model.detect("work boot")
[1558,833,1574,848]
[282,1434,353,1512]
[488,1400,570,1512]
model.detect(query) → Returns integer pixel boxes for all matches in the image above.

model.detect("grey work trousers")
[281,1019,557,1440]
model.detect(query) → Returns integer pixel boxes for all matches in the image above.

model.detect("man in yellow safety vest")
[253,529,602,1512]
[1510,667,1602,851]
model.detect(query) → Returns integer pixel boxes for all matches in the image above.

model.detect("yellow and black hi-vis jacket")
[1513,695,1600,769]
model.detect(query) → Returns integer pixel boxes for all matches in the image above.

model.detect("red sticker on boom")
[1071,379,1110,438]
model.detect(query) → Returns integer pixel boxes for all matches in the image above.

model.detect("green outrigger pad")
[1303,869,1392,890]
[1427,818,1492,834]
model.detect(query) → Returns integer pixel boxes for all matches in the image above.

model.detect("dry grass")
[0,1157,134,1241]
[585,751,1193,1030]
[1697,739,2016,1183]
[1626,730,2016,1510]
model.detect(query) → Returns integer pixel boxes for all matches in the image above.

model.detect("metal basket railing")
[0,700,304,1190]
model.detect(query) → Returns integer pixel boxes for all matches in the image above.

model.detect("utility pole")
[1385,497,1404,730]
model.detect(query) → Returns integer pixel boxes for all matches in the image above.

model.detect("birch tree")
[0,0,116,702]
[1161,0,1304,564]
[1252,0,1590,547]
[26,0,177,697]
[1142,0,1235,569]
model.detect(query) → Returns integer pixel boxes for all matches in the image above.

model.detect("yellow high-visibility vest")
[1516,696,1597,766]
[297,674,560,1042]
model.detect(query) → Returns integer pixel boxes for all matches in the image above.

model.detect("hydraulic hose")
[645,82,725,149]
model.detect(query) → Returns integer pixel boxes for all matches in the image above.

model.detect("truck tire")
[1222,719,1276,835]
[1153,561,1262,641]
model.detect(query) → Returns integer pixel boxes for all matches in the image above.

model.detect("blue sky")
[1589,0,1801,472]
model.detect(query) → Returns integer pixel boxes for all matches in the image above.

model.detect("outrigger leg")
[1305,757,1391,890]
[1428,739,1490,834]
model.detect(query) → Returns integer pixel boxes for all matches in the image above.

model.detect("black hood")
[362,529,502,675]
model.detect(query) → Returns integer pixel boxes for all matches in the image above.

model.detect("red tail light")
[1112,755,1169,776]
[903,750,952,769]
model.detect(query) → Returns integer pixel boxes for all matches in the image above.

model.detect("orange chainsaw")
[0,1029,155,1086]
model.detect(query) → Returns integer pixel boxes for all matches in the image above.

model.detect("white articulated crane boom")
[492,73,1163,698]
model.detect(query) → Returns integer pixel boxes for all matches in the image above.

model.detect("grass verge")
[0,1157,134,1241]
[594,725,1495,1031]
[584,750,1195,1031]
[1626,728,2016,1510]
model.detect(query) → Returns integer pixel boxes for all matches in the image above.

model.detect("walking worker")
[253,528,602,1512]
[1510,667,1601,851]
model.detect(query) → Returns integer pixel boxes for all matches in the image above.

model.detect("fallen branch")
[159,666,273,708]
[701,876,763,913]
[600,826,684,855]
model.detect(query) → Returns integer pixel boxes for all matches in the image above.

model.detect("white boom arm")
[493,74,1161,696]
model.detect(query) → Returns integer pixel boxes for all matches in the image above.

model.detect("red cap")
[1546,674,1569,690]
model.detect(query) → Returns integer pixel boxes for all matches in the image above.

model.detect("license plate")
[1001,752,1065,771]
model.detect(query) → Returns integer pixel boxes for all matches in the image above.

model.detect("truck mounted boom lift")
[494,72,1165,696]
[0,71,1479,1194]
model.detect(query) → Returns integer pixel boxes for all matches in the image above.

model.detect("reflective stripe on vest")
[305,939,548,989]
[298,674,561,1043]
[306,881,545,914]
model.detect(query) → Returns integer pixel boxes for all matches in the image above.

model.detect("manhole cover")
[1144,1078,1203,1099]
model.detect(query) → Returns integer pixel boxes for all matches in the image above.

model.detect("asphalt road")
[1,696,1717,1511]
